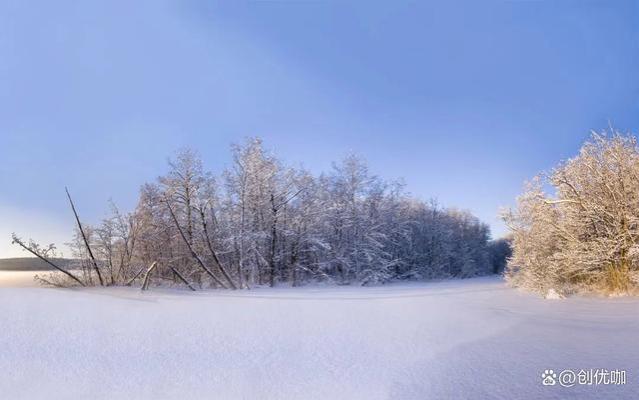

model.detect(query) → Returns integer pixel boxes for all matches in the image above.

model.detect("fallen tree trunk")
[125,266,145,286]
[169,266,196,291]
[141,261,158,291]
[12,235,86,287]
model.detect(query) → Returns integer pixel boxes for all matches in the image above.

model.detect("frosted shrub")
[504,132,639,296]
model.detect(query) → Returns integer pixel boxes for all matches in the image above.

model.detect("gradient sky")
[1,0,638,258]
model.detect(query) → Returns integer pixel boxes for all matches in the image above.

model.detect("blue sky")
[1,0,638,257]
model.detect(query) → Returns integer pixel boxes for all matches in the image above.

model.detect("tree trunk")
[199,207,237,289]
[141,261,158,291]
[12,236,85,287]
[268,193,278,287]
[169,266,196,291]
[125,266,145,286]
[66,187,104,286]
[165,198,229,288]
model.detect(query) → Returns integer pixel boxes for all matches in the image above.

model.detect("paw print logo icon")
[542,370,557,386]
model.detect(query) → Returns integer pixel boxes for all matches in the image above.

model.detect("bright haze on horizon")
[1,0,638,258]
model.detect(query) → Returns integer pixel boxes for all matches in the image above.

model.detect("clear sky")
[1,0,638,258]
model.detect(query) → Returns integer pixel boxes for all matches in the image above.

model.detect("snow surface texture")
[0,276,637,399]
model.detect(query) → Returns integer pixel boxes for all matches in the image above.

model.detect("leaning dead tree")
[141,262,158,291]
[169,265,196,291]
[66,187,104,286]
[125,266,146,286]
[142,262,158,290]
[11,234,85,287]
[196,204,237,289]
[164,197,231,289]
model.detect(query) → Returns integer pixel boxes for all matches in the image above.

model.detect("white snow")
[0,276,637,399]
[544,288,565,300]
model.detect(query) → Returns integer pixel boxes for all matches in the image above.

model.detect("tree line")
[14,138,501,289]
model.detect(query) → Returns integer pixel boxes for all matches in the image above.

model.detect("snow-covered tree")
[504,131,639,296]
[18,138,495,289]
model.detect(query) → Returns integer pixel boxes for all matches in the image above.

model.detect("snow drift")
[0,276,637,399]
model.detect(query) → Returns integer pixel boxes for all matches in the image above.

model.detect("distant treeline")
[0,257,73,271]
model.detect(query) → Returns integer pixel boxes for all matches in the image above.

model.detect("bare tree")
[66,187,104,286]
[11,234,85,286]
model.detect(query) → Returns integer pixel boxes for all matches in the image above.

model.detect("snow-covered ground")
[0,276,637,399]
